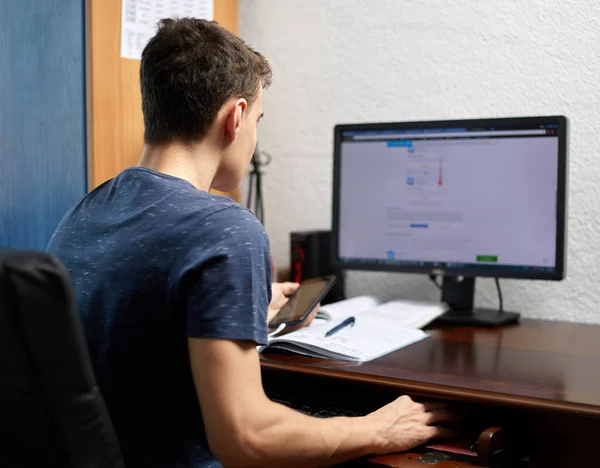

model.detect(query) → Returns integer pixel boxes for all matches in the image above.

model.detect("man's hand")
[366,395,460,454]
[267,282,299,323]
[267,282,319,332]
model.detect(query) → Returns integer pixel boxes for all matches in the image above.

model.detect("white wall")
[239,0,600,323]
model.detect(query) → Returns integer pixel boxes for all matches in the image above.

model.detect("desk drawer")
[263,369,525,468]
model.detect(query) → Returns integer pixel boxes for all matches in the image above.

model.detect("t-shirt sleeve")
[174,205,272,345]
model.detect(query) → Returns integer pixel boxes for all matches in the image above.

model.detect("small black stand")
[436,276,520,327]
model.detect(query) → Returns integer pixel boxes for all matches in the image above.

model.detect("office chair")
[0,249,125,468]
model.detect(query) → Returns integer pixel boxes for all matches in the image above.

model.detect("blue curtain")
[0,0,87,250]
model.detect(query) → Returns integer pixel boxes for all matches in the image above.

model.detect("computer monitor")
[332,116,568,326]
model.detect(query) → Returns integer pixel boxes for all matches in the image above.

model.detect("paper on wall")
[121,0,214,60]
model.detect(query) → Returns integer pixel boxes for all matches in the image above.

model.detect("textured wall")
[239,0,600,323]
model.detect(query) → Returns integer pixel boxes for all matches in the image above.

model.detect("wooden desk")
[261,319,600,467]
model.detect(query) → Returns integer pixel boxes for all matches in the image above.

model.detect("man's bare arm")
[189,338,457,468]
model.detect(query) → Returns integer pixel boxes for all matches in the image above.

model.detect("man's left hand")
[267,282,319,331]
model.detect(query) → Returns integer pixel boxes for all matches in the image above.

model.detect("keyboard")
[271,394,366,418]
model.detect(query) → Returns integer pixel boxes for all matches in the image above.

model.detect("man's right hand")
[366,395,460,454]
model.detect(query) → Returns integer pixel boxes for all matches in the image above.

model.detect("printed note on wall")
[121,0,214,60]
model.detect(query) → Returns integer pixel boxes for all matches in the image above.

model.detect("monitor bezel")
[331,115,569,281]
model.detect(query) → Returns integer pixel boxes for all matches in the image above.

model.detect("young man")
[47,18,456,468]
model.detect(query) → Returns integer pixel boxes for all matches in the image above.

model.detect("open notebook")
[259,296,448,362]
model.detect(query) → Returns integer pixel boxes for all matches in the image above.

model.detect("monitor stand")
[436,276,520,327]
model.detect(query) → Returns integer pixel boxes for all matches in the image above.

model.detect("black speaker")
[290,230,344,305]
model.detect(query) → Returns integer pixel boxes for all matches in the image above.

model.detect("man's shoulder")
[171,202,270,289]
[190,201,268,243]
[92,167,258,229]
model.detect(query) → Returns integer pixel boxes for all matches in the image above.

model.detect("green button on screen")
[476,255,498,262]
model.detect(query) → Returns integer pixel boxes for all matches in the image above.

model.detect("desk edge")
[261,359,600,419]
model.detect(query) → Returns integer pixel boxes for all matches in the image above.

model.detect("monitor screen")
[333,116,568,280]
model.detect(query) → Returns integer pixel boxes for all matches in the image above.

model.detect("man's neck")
[138,141,221,192]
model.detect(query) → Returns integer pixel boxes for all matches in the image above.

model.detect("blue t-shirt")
[47,167,271,467]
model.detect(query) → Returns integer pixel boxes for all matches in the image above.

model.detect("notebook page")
[267,315,427,361]
[368,300,448,329]
[315,295,380,322]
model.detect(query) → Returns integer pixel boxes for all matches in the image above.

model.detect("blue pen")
[325,316,355,337]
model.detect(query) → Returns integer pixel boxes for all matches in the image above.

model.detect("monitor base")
[436,308,520,327]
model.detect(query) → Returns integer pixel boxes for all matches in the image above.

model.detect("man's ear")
[225,98,248,141]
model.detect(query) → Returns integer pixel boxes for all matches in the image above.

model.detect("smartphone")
[269,276,337,327]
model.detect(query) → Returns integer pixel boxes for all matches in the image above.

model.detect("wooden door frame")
[85,0,240,202]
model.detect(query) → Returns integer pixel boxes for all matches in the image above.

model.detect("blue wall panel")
[0,0,87,250]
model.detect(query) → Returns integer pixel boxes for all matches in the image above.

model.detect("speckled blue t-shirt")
[47,167,271,467]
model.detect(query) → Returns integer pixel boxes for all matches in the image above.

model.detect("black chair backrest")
[0,249,125,468]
